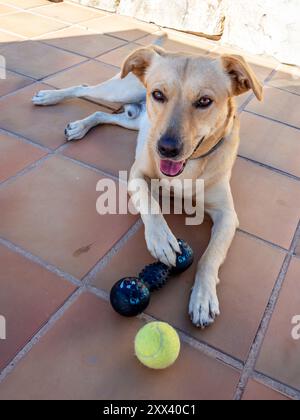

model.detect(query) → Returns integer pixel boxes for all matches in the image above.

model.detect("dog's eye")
[194,96,213,109]
[152,90,166,103]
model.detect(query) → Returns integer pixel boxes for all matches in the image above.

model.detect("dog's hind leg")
[65,104,143,141]
[32,73,146,106]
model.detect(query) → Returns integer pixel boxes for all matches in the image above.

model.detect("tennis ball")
[134,322,180,369]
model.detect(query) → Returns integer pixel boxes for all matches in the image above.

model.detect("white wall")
[71,0,300,66]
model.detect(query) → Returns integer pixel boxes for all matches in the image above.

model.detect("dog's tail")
[152,32,168,47]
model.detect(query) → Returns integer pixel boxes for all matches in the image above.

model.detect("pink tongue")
[160,159,184,177]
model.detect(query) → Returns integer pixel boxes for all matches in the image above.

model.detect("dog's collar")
[190,136,226,160]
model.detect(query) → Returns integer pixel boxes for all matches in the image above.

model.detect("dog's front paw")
[65,120,89,141]
[145,218,180,267]
[189,274,220,328]
[32,90,62,106]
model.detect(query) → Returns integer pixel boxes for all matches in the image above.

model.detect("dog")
[32,37,263,328]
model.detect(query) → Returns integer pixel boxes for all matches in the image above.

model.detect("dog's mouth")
[160,159,186,177]
[158,137,205,177]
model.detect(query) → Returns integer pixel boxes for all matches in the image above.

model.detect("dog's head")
[121,46,263,177]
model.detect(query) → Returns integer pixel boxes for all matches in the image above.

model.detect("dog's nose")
[158,135,183,158]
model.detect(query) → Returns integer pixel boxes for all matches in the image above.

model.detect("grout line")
[0,236,82,288]
[234,253,292,400]
[85,284,244,372]
[59,153,121,182]
[251,371,300,400]
[0,3,20,11]
[0,10,23,18]
[1,49,90,84]
[16,8,83,28]
[236,228,289,254]
[0,222,144,382]
[0,127,50,152]
[39,38,121,61]
[0,287,84,384]
[36,29,128,60]
[0,153,52,189]
[237,155,300,183]
[0,69,37,83]
[39,56,117,84]
[291,224,300,257]
[86,284,110,301]
[0,79,40,100]
[94,41,136,59]
[0,129,124,189]
[238,68,277,113]
[233,220,300,400]
[37,39,97,60]
[139,312,243,371]
[83,218,143,286]
[266,82,300,98]
[244,110,300,132]
[92,57,120,70]
[237,92,255,113]
[263,67,280,84]
[0,27,27,40]
[36,57,90,82]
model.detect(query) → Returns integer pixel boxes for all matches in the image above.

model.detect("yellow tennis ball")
[134,322,180,369]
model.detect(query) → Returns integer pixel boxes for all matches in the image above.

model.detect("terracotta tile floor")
[0,1,299,401]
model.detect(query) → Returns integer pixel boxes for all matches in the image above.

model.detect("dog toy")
[110,239,193,317]
[135,321,180,369]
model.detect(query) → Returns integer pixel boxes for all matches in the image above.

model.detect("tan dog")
[32,40,263,328]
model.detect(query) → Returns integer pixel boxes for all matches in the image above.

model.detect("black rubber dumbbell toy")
[110,239,194,317]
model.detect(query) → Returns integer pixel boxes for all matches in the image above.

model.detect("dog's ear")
[121,46,164,83]
[221,54,263,101]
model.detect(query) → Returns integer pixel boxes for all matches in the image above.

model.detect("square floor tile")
[0,243,76,371]
[0,69,33,97]
[242,380,290,400]
[246,86,300,129]
[38,26,126,58]
[97,42,141,68]
[0,294,240,400]
[45,60,118,90]
[239,112,300,178]
[231,158,300,249]
[1,0,48,8]
[0,132,46,182]
[92,216,285,361]
[0,12,67,38]
[0,155,136,278]
[63,125,137,178]
[81,14,157,42]
[0,40,85,80]
[256,258,300,390]
[268,64,300,96]
[34,2,105,24]
[0,83,107,149]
